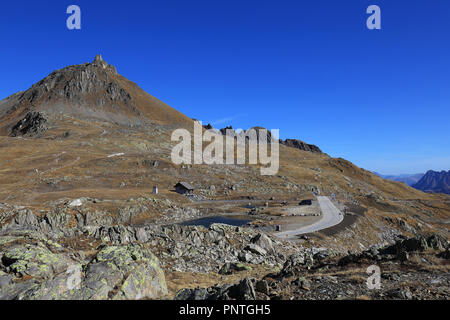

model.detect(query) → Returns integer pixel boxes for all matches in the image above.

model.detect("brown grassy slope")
[0,118,448,215]
[114,73,193,127]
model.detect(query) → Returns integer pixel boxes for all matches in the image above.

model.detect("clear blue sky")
[0,1,449,175]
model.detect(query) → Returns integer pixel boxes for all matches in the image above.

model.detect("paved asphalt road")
[274,196,344,239]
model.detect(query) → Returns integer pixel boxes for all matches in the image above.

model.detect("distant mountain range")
[412,170,450,195]
[374,170,450,195]
[373,172,424,186]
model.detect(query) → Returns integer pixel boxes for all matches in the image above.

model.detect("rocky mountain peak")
[94,54,104,62]
[0,55,193,136]
[0,55,137,135]
[413,170,450,194]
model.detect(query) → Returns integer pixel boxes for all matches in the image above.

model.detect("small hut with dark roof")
[174,182,194,195]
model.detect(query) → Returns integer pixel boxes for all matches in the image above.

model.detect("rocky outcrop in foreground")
[174,234,450,300]
[0,203,301,274]
[0,229,167,300]
[0,204,299,299]
[1,202,448,300]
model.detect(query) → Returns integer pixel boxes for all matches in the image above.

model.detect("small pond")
[180,215,251,228]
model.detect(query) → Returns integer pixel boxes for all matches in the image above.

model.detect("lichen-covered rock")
[0,270,13,290]
[0,280,40,300]
[21,264,83,300]
[73,244,168,300]
[1,233,71,279]
[0,231,167,300]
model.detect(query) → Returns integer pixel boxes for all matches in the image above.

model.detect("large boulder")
[78,244,168,300]
[175,288,211,300]
[250,233,274,254]
[175,277,256,300]
[2,242,72,278]
[279,252,314,277]
[244,243,267,256]
[218,262,251,275]
[0,231,168,300]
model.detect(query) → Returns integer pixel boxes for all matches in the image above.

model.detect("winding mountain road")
[274,196,344,239]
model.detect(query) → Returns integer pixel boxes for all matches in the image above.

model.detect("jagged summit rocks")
[91,54,117,74]
[203,124,322,153]
[279,139,322,153]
